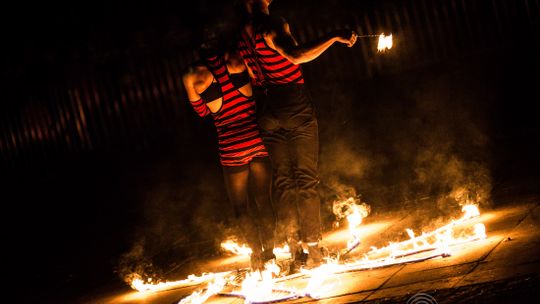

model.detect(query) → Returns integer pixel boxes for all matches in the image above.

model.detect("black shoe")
[262,249,276,262]
[288,259,304,275]
[305,244,326,269]
[250,249,276,272]
[287,243,308,274]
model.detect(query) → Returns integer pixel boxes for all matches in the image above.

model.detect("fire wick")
[353,34,383,38]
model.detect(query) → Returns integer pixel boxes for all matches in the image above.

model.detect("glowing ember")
[377,33,393,52]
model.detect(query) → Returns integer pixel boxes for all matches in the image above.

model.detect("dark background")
[1,0,539,303]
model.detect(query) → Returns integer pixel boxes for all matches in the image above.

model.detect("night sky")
[2,1,539,303]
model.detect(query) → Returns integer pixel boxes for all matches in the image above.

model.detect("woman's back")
[183,53,268,167]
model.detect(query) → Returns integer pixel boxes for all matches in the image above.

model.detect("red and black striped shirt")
[238,30,304,87]
[189,56,268,167]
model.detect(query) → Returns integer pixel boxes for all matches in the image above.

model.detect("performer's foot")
[288,239,307,272]
[305,243,326,269]
[262,249,277,265]
[250,249,276,272]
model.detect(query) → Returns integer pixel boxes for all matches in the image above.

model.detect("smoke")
[402,66,493,229]
[332,196,371,231]
[315,58,494,233]
[114,149,233,284]
[115,238,163,286]
[320,139,372,182]
[115,31,496,286]
[318,146,371,230]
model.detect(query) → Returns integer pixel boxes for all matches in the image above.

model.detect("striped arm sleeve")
[190,98,210,117]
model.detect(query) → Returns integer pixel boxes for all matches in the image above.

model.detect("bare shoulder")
[182,67,194,81]
[183,62,208,81]
[182,63,212,85]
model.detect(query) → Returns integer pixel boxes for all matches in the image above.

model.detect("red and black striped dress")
[189,56,268,167]
[237,30,304,86]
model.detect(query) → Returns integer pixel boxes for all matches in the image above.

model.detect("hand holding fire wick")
[334,29,358,47]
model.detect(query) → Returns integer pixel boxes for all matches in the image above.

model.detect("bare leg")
[223,165,262,254]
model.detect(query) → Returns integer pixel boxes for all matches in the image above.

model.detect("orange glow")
[178,275,228,304]
[220,239,290,258]
[125,200,489,304]
[377,33,393,52]
[239,260,282,302]
[325,221,390,245]
[129,271,230,293]
[220,239,252,256]
[360,204,485,260]
[332,197,370,251]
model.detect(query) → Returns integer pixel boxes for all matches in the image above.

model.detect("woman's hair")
[195,25,224,60]
[193,1,248,59]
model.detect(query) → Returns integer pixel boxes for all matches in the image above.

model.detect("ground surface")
[77,188,540,304]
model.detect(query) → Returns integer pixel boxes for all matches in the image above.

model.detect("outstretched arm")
[266,18,357,65]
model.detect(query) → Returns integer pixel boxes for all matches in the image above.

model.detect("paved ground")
[79,191,540,304]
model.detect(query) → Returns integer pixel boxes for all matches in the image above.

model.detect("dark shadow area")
[362,274,540,304]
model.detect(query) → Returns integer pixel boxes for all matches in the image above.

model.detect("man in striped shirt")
[236,0,357,270]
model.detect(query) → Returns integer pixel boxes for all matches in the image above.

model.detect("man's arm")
[265,18,357,65]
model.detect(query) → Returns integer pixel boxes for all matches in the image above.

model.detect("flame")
[473,223,487,239]
[126,200,488,304]
[361,204,485,260]
[297,204,487,297]
[220,239,253,255]
[130,272,229,293]
[240,260,282,302]
[377,33,393,52]
[462,204,481,218]
[272,244,290,256]
[220,239,290,257]
[178,276,228,304]
[333,197,370,251]
[301,261,341,299]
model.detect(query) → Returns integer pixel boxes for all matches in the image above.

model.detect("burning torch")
[353,33,393,52]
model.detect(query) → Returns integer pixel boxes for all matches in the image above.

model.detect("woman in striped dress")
[182,39,276,271]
